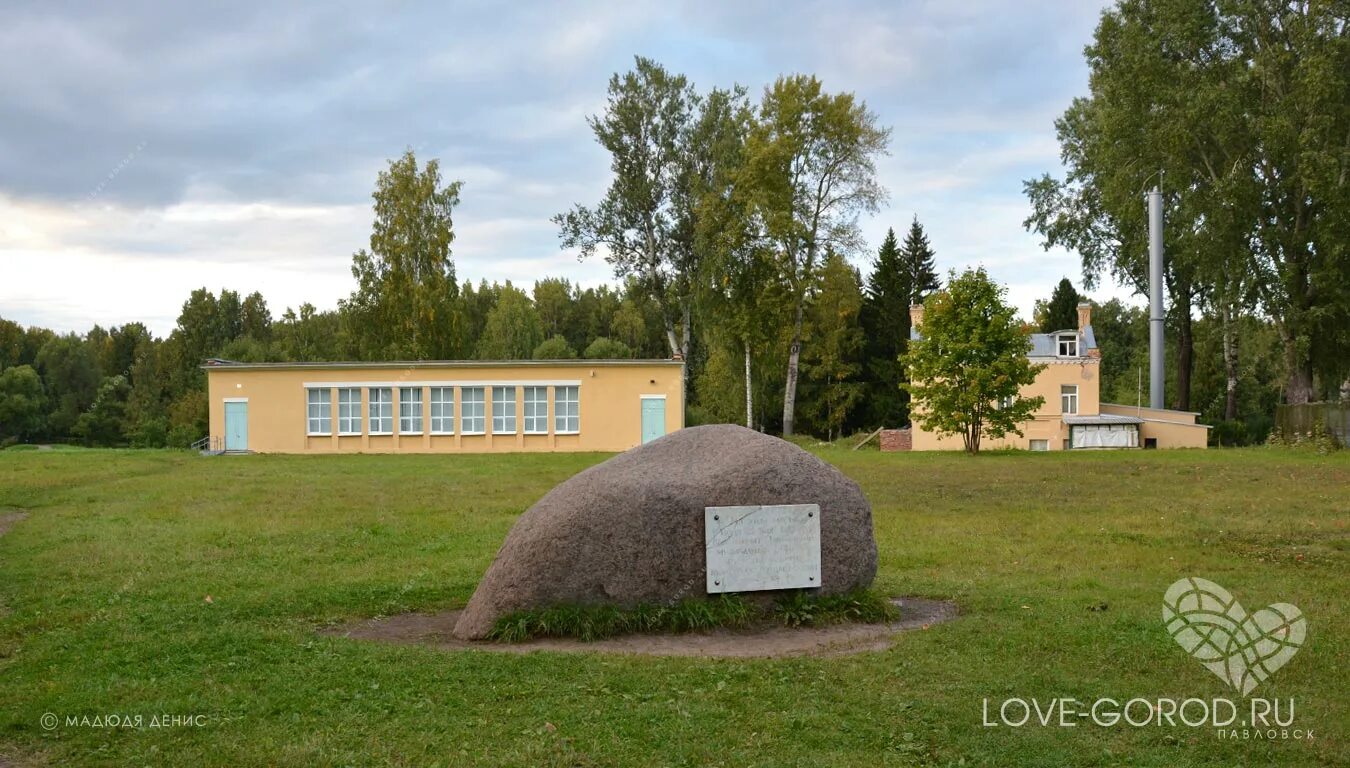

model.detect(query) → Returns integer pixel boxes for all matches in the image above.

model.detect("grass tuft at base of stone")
[485,589,900,642]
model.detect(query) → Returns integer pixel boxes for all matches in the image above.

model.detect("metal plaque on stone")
[704,504,822,594]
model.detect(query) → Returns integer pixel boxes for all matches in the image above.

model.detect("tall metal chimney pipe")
[1147,185,1165,410]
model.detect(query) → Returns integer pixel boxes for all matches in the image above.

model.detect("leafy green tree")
[0,365,45,442]
[86,325,110,377]
[740,74,889,435]
[97,323,151,378]
[691,83,780,429]
[690,343,744,426]
[0,318,24,370]
[1190,310,1283,442]
[73,375,131,446]
[475,285,542,360]
[218,290,243,342]
[569,285,622,352]
[240,292,273,343]
[20,326,54,369]
[609,300,647,352]
[699,239,784,429]
[1025,0,1349,406]
[218,336,271,363]
[275,304,340,362]
[554,57,700,366]
[1040,278,1081,332]
[166,389,208,447]
[674,84,754,373]
[128,417,167,448]
[457,280,499,355]
[903,268,1045,454]
[802,252,865,439]
[532,335,577,360]
[125,339,167,447]
[533,279,574,340]
[1090,299,1148,405]
[343,150,463,360]
[583,337,634,359]
[35,334,100,438]
[163,288,225,393]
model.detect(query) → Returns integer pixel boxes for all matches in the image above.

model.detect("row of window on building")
[305,385,580,437]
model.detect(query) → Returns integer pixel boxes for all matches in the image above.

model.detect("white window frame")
[460,386,485,435]
[399,387,423,435]
[368,387,393,435]
[306,388,332,436]
[1061,384,1079,415]
[522,385,548,434]
[337,387,362,435]
[1057,334,1078,357]
[429,386,454,435]
[492,386,517,435]
[555,385,580,434]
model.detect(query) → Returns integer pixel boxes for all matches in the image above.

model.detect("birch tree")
[553,57,698,371]
[342,150,463,360]
[740,75,889,435]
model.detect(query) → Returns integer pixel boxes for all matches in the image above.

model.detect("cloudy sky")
[0,0,1129,337]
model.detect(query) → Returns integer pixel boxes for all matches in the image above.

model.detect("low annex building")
[204,359,684,454]
[907,302,1208,451]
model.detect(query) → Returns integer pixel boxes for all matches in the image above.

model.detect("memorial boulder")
[453,424,878,640]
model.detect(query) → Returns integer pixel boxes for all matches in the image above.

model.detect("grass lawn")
[0,445,1346,767]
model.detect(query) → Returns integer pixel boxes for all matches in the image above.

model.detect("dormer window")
[1057,334,1078,357]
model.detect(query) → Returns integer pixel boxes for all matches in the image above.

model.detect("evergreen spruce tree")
[900,216,939,304]
[860,228,912,427]
[1040,278,1081,331]
[802,252,865,439]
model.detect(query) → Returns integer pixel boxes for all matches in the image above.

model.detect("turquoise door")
[640,397,666,444]
[224,401,248,452]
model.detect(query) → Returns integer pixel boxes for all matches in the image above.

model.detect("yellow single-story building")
[908,302,1209,450]
[204,359,685,454]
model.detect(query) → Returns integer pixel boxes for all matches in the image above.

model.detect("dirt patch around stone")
[0,509,27,538]
[321,597,957,658]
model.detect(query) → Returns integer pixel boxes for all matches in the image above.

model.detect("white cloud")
[0,193,361,334]
[0,0,1130,337]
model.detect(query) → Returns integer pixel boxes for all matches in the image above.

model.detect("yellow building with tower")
[204,359,684,454]
[907,302,1208,450]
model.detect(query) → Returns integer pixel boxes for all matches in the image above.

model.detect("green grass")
[487,589,899,642]
[488,594,757,642]
[771,588,901,628]
[0,446,1346,767]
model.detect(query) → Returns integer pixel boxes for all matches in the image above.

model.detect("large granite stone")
[453,424,878,640]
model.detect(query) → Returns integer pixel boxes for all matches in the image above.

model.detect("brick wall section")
[879,428,912,452]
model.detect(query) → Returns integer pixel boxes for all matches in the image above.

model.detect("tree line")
[3,11,1345,449]
[0,277,677,447]
[0,208,941,447]
[0,227,1296,449]
[1024,0,1349,410]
